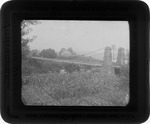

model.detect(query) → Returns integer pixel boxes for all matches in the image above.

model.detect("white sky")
[27,20,129,54]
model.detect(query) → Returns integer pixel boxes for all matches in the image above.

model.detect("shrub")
[118,64,129,93]
[64,63,80,73]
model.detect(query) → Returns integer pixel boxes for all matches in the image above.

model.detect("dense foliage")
[40,48,57,58]
[21,20,40,60]
[22,68,129,106]
[22,58,91,75]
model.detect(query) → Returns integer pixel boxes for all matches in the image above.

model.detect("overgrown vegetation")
[22,67,129,106]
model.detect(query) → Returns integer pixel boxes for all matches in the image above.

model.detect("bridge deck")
[30,57,102,66]
[30,57,121,68]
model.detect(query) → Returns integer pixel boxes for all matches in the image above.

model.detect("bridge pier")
[102,46,114,75]
[116,47,125,66]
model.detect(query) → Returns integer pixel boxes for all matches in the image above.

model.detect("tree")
[126,51,129,64]
[59,48,66,56]
[21,20,40,60]
[40,48,57,58]
[64,64,80,73]
[21,20,41,75]
[31,49,40,57]
[67,47,76,55]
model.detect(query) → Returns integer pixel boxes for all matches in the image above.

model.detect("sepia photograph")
[21,20,129,106]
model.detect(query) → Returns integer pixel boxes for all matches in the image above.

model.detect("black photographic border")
[1,0,149,123]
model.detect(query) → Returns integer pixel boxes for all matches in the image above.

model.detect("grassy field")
[22,68,129,106]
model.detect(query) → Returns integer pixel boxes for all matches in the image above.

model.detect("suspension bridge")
[30,46,127,68]
[30,47,105,67]
[30,56,103,67]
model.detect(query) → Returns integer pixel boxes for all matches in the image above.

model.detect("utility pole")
[111,44,115,62]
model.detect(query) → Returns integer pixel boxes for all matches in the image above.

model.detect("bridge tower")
[102,46,114,74]
[103,46,112,67]
[117,47,125,66]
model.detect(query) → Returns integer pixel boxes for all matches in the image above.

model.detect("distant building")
[61,50,72,57]
[59,48,75,57]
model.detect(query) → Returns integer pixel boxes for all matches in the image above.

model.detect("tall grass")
[22,70,129,106]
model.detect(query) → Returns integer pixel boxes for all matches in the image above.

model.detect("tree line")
[30,47,76,59]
